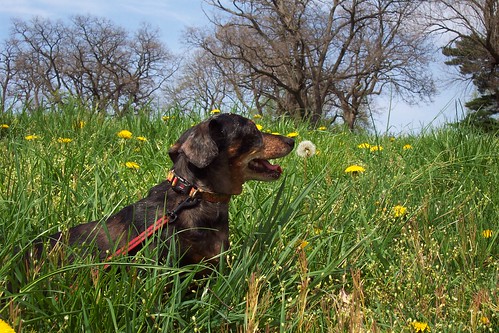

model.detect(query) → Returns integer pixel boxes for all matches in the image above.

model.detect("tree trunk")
[341,101,357,131]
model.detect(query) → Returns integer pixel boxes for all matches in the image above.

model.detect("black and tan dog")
[31,113,294,269]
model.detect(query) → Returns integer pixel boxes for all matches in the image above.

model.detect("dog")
[29,113,294,270]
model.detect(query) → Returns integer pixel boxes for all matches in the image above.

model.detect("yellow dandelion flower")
[357,143,371,149]
[256,124,263,131]
[76,120,86,129]
[344,165,366,174]
[392,205,408,218]
[480,316,490,325]
[210,109,221,114]
[253,114,262,119]
[137,136,147,142]
[1,124,9,129]
[162,115,171,121]
[318,126,327,131]
[297,240,309,250]
[389,137,396,142]
[411,321,430,332]
[57,137,72,143]
[271,132,280,135]
[482,229,493,238]
[370,145,383,152]
[0,319,15,333]
[403,144,413,150]
[117,130,132,139]
[287,132,299,138]
[125,161,140,170]
[25,134,39,141]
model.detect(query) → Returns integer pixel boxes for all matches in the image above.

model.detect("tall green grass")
[0,107,497,332]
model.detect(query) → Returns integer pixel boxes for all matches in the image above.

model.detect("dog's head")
[169,113,294,195]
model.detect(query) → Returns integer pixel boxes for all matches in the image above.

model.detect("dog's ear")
[168,118,222,168]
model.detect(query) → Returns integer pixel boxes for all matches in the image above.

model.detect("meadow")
[0,105,497,332]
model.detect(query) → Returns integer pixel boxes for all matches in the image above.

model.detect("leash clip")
[167,212,178,223]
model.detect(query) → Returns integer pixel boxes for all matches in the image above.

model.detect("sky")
[0,0,471,133]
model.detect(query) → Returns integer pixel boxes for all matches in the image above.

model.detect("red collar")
[167,170,232,204]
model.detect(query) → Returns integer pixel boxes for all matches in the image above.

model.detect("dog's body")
[33,113,294,268]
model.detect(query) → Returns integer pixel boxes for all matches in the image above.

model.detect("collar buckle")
[188,187,199,198]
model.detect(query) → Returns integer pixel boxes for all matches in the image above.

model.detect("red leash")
[102,195,200,269]
[103,215,169,269]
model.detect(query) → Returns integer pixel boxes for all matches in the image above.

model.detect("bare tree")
[170,47,262,113]
[64,15,129,112]
[0,39,19,112]
[125,24,178,112]
[170,49,229,111]
[188,0,435,129]
[67,15,177,114]
[10,17,67,107]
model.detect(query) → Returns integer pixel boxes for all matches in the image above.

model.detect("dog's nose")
[284,137,295,149]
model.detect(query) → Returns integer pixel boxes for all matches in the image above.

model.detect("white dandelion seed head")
[296,140,316,158]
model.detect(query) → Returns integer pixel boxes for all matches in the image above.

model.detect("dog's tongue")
[260,159,282,173]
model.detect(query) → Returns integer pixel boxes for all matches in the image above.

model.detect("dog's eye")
[250,121,261,132]
[246,119,257,128]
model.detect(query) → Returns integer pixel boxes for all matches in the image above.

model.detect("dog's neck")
[167,169,232,204]
[171,156,243,195]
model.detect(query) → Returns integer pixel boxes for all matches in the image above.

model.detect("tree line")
[0,0,497,130]
[0,15,177,115]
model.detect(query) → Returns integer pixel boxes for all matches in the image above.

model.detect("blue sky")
[0,0,207,50]
[0,0,468,133]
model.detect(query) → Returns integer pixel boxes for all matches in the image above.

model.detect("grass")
[0,105,498,332]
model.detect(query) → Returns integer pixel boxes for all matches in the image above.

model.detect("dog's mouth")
[248,158,283,179]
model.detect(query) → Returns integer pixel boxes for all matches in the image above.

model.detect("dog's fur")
[31,113,294,268]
